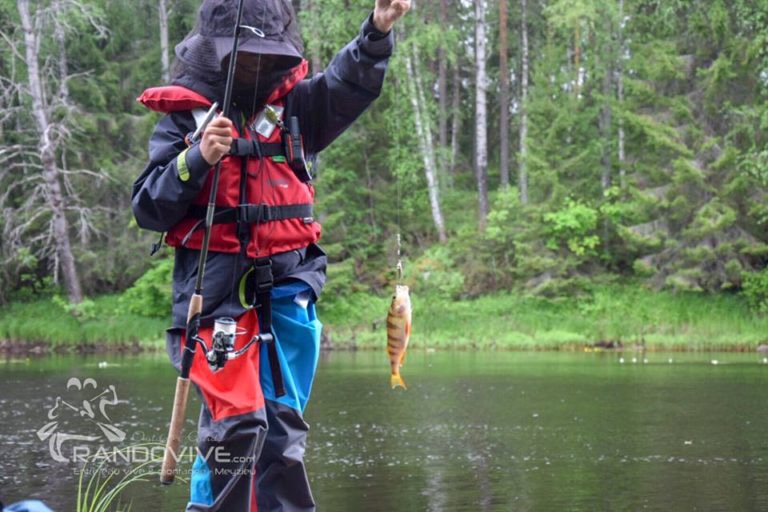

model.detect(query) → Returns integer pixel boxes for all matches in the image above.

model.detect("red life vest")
[137,61,321,259]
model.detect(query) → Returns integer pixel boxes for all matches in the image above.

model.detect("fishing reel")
[206,317,238,372]
[203,317,265,373]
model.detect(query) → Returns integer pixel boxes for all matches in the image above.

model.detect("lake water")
[1,351,767,511]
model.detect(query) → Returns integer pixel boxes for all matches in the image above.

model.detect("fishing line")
[394,32,404,285]
[225,0,271,313]
[248,0,278,257]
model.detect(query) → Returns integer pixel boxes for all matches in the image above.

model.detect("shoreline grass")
[1,285,767,353]
[318,284,768,352]
[0,295,167,350]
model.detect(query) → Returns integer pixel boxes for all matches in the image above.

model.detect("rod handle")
[160,376,191,485]
[187,293,203,324]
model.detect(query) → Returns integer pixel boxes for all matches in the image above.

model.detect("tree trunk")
[600,60,613,192]
[159,0,170,83]
[52,0,69,102]
[450,60,461,176]
[18,0,83,304]
[574,23,581,96]
[474,0,489,229]
[518,0,529,205]
[405,51,448,242]
[363,147,377,230]
[498,0,510,188]
[437,0,449,173]
[618,0,626,190]
[306,0,323,75]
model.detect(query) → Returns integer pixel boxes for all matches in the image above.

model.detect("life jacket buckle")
[230,138,262,158]
[253,258,273,294]
[237,204,270,224]
[284,116,312,182]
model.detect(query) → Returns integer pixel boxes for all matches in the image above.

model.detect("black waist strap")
[229,140,284,158]
[251,257,285,398]
[188,203,314,224]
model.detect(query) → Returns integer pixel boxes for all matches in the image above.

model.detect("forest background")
[1,0,767,351]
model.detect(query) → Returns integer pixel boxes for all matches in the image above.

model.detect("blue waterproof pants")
[169,282,322,512]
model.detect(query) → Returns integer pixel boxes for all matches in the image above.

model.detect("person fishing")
[131,0,410,510]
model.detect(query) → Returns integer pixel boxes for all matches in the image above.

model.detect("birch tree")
[474,0,489,229]
[617,0,626,190]
[6,0,107,303]
[159,0,170,82]
[450,58,461,175]
[498,0,510,188]
[599,16,613,192]
[519,0,529,204]
[300,0,323,74]
[437,0,449,175]
[52,0,70,102]
[405,49,448,242]
[16,0,82,303]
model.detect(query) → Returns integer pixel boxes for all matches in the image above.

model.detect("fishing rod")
[159,0,248,485]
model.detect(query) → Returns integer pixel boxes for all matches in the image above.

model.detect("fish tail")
[390,373,407,390]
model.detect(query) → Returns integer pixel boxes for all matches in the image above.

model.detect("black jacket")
[132,15,394,328]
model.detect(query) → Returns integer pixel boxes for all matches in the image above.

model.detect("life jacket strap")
[187,203,314,225]
[229,140,285,158]
[251,257,285,398]
[179,204,314,248]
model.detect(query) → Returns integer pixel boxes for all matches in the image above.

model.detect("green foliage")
[316,268,389,331]
[413,245,465,299]
[1,247,53,303]
[484,188,521,245]
[743,268,768,314]
[118,258,173,318]
[324,283,768,350]
[2,0,768,328]
[544,199,600,257]
[53,295,99,320]
[0,295,165,346]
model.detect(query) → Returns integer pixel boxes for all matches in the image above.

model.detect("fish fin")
[390,374,407,390]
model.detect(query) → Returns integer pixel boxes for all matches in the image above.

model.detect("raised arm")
[291,1,410,154]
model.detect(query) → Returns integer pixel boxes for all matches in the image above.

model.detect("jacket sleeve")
[291,13,395,154]
[131,112,213,232]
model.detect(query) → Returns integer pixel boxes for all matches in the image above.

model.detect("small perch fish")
[387,284,412,389]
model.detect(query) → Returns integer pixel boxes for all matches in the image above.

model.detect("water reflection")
[1,352,768,510]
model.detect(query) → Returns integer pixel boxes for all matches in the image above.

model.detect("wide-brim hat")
[175,0,304,75]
